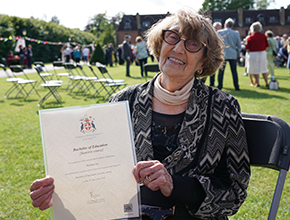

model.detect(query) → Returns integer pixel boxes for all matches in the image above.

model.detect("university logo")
[80,115,96,133]
[124,203,133,212]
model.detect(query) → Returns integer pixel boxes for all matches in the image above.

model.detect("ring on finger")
[146,175,152,182]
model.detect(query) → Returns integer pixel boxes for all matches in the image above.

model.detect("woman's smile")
[167,56,185,65]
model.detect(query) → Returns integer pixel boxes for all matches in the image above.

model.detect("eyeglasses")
[162,29,206,53]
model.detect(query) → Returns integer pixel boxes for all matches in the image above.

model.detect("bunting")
[0,36,96,47]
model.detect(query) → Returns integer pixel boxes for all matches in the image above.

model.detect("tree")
[0,15,15,63]
[202,0,228,11]
[202,0,255,11]
[85,13,117,48]
[50,16,60,24]
[89,44,105,64]
[227,0,255,10]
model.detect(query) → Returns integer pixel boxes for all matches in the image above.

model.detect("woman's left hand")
[133,160,173,197]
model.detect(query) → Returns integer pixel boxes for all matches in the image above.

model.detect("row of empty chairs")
[1,64,40,101]
[1,61,127,107]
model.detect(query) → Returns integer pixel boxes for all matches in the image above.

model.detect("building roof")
[117,13,169,32]
[210,7,290,28]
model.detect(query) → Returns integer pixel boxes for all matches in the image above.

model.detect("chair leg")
[268,169,287,220]
[38,86,62,107]
[15,83,29,99]
[24,82,40,101]
[5,83,20,98]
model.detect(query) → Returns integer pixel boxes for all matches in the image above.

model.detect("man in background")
[122,35,133,77]
[217,18,241,91]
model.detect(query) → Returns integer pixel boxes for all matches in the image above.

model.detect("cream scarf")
[153,73,194,105]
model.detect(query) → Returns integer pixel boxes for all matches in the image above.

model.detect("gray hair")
[213,21,222,30]
[225,18,234,28]
[250,21,262,33]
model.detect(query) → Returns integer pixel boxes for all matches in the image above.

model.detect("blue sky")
[0,0,288,30]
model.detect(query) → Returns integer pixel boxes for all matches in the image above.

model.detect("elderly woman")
[30,7,250,219]
[246,21,269,87]
[265,30,277,79]
[135,36,149,77]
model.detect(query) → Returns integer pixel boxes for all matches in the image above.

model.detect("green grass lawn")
[0,61,289,219]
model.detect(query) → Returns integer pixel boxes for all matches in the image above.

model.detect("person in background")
[245,21,269,87]
[6,50,14,67]
[107,43,114,67]
[73,46,81,64]
[64,45,72,63]
[281,34,288,47]
[82,46,90,64]
[217,18,241,91]
[27,44,33,69]
[135,36,149,77]
[275,36,283,53]
[18,45,25,67]
[122,35,133,77]
[30,7,250,219]
[286,37,290,74]
[265,30,277,79]
[117,44,124,65]
[209,21,222,87]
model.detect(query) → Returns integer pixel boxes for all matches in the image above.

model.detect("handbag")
[269,80,278,90]
[272,50,277,56]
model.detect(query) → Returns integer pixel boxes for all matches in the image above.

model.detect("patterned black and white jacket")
[110,74,250,219]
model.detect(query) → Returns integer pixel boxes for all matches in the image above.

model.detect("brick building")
[116,13,169,46]
[210,7,290,39]
[116,7,290,45]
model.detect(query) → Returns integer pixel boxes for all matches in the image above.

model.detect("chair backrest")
[242,113,290,219]
[34,65,45,83]
[0,63,11,78]
[9,65,23,73]
[96,62,108,74]
[0,63,6,71]
[53,61,64,67]
[34,61,44,67]
[9,65,31,80]
[144,63,160,74]
[242,113,290,170]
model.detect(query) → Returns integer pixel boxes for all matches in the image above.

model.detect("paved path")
[0,64,56,78]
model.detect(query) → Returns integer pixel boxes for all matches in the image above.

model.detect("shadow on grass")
[9,98,39,106]
[36,101,65,112]
[226,88,288,100]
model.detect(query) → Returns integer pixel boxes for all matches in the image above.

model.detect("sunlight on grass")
[0,62,289,219]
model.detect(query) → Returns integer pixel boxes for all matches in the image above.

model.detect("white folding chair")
[9,65,40,100]
[34,66,63,107]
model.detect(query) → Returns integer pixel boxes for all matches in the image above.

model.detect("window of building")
[142,21,150,28]
[245,17,252,24]
[287,16,290,22]
[124,19,132,30]
[214,18,222,23]
[257,14,264,23]
[269,16,278,23]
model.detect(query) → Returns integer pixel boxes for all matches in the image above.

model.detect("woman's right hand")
[30,176,54,211]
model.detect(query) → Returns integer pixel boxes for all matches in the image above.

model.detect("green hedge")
[0,15,97,64]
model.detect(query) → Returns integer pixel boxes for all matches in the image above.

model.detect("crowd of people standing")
[59,45,91,64]
[7,44,33,69]
[216,19,290,89]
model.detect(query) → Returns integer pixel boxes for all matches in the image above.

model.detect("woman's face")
[158,26,205,85]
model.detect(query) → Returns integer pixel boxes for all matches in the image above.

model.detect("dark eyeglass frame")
[162,29,206,53]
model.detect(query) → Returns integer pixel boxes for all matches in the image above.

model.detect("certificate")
[39,102,141,220]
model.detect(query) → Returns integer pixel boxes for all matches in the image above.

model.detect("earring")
[196,69,202,74]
